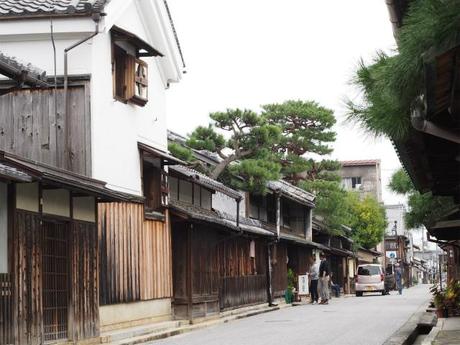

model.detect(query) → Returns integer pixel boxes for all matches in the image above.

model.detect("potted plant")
[285,268,295,304]
[431,284,448,318]
[444,280,460,317]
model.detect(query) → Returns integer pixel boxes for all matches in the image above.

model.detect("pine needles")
[347,0,460,139]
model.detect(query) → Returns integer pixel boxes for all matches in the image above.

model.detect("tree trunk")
[210,155,235,180]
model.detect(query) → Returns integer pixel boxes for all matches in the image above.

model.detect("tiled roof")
[0,163,32,182]
[0,150,138,202]
[0,51,50,87]
[267,179,315,207]
[279,232,328,250]
[169,165,242,200]
[0,0,106,18]
[217,211,276,237]
[169,200,274,237]
[340,159,380,167]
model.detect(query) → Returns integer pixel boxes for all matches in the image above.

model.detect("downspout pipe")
[63,13,101,169]
[236,197,241,228]
[411,107,460,144]
[266,238,278,307]
[275,191,281,240]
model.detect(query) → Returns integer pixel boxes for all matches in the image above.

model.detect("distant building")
[385,204,407,236]
[339,160,382,203]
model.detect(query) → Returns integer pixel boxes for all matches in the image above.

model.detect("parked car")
[355,264,385,296]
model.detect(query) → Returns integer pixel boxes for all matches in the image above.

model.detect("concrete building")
[339,159,384,263]
[339,160,382,203]
[385,204,407,236]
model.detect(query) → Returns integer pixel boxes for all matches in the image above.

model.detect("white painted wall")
[385,204,407,236]
[212,191,245,218]
[0,0,183,196]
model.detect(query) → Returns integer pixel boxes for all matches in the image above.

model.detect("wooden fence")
[0,274,12,345]
[219,274,267,310]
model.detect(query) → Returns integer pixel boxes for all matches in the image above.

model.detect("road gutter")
[383,301,437,345]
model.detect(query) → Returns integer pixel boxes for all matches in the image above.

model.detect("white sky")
[165,0,406,205]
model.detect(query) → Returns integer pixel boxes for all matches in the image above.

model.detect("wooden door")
[42,221,69,343]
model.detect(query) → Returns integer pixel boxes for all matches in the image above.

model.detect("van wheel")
[356,292,363,297]
[382,291,386,296]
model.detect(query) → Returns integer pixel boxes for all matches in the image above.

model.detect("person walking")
[395,263,403,295]
[318,253,330,304]
[309,256,319,304]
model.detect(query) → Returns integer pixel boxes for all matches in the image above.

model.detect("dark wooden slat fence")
[219,274,267,310]
[0,274,12,345]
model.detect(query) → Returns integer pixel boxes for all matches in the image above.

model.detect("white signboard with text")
[298,274,309,295]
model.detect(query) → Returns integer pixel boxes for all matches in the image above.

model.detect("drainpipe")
[63,13,101,170]
[236,197,241,228]
[275,192,281,240]
[266,238,278,307]
[411,106,460,144]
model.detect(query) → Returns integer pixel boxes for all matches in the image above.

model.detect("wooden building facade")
[312,220,356,295]
[0,152,122,345]
[247,180,321,299]
[96,144,183,331]
[168,165,272,320]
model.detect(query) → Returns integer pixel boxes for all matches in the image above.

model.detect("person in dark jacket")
[318,252,330,304]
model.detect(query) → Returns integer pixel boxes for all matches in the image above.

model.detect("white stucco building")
[0,0,184,195]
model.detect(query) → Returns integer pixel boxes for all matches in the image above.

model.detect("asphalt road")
[149,284,431,345]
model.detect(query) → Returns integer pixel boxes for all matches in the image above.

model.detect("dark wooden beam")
[448,50,460,117]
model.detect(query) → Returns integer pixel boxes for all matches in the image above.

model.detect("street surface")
[149,284,431,345]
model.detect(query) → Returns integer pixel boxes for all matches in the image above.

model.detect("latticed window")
[113,46,148,106]
[111,26,162,107]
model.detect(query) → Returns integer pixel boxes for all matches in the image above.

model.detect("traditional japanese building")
[168,165,273,320]
[385,0,460,282]
[0,0,185,343]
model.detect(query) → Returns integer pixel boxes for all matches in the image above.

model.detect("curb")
[108,304,289,344]
[383,302,436,345]
[421,319,444,345]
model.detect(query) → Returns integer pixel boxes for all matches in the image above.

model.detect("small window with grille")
[111,26,160,107]
[113,45,149,107]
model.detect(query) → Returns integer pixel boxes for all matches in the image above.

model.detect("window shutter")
[124,54,136,100]
[130,59,148,106]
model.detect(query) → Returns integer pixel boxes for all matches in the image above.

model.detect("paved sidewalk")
[430,317,460,345]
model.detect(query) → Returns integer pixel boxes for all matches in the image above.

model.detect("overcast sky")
[165,0,406,205]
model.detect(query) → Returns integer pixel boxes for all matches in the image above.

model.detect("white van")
[355,264,385,296]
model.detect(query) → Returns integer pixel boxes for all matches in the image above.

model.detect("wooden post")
[187,223,193,320]
[266,242,273,306]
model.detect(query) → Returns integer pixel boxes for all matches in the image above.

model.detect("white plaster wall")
[0,0,183,196]
[42,189,70,217]
[213,192,237,216]
[16,183,39,212]
[385,205,407,236]
[99,298,172,330]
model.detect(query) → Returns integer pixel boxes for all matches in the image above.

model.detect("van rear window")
[358,266,381,276]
